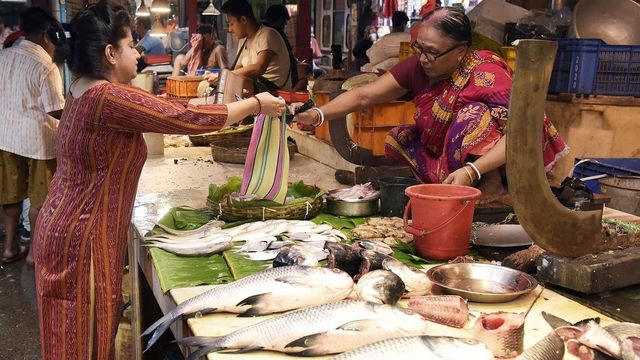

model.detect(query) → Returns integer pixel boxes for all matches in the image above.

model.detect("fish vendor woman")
[32,2,285,359]
[294,7,568,201]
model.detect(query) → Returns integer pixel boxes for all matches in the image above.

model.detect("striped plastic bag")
[240,112,289,204]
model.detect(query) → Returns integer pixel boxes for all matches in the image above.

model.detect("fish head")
[356,270,405,305]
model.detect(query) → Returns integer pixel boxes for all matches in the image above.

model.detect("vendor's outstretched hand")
[443,167,475,186]
[292,108,319,128]
[255,92,286,117]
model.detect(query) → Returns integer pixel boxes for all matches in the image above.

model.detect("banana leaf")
[311,213,367,230]
[209,177,323,207]
[391,241,439,269]
[223,250,271,280]
[147,207,234,293]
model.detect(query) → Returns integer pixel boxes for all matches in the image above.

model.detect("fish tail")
[179,336,224,360]
[142,312,176,352]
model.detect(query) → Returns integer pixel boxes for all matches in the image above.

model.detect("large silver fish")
[382,258,432,297]
[407,295,469,328]
[515,332,564,360]
[142,239,233,256]
[179,300,431,359]
[331,336,494,360]
[142,266,354,351]
[473,311,525,358]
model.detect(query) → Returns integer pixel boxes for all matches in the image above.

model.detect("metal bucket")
[599,176,640,215]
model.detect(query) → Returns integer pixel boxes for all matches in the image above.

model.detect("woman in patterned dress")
[294,7,568,200]
[33,3,285,359]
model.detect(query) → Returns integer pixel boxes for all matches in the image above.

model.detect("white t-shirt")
[237,26,291,89]
[0,40,64,159]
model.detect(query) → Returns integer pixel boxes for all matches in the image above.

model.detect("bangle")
[466,162,482,181]
[462,166,475,183]
[311,107,325,127]
[251,95,261,115]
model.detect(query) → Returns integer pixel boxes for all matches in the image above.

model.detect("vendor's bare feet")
[477,170,509,206]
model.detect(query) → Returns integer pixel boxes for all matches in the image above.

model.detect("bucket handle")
[404,199,473,237]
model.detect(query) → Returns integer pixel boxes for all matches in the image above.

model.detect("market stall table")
[127,148,637,359]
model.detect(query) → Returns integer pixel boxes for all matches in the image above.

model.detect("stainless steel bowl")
[325,195,379,217]
[426,263,538,303]
[572,0,640,45]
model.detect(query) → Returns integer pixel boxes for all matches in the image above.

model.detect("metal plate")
[426,263,538,303]
[472,224,533,248]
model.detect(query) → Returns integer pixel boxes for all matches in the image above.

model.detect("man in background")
[135,17,166,55]
[362,11,411,72]
[0,7,65,265]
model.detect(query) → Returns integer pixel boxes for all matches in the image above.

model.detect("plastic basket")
[572,158,640,192]
[549,39,640,96]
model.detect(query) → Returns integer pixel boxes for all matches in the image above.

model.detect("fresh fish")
[566,339,598,360]
[152,220,224,237]
[355,250,392,280]
[242,249,280,261]
[515,331,564,360]
[579,320,623,359]
[541,311,601,330]
[382,258,432,297]
[473,311,525,358]
[352,240,394,255]
[236,239,272,253]
[143,232,232,244]
[541,312,607,360]
[331,336,493,360]
[273,244,327,267]
[231,224,279,241]
[143,240,233,256]
[178,300,431,359]
[326,242,363,278]
[605,323,640,339]
[323,229,348,241]
[287,232,332,242]
[142,266,354,351]
[407,295,469,328]
[267,240,293,250]
[354,270,405,305]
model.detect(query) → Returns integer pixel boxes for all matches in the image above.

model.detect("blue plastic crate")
[549,39,640,96]
[573,158,640,192]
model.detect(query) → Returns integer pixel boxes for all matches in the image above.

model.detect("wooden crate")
[166,76,204,98]
[351,101,416,156]
[313,92,332,144]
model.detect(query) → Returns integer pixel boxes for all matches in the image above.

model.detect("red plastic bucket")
[403,184,481,260]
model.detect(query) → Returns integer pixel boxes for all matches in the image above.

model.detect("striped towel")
[240,112,289,204]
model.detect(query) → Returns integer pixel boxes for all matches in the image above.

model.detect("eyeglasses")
[410,41,468,62]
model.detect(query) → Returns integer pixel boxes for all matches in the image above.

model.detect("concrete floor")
[0,145,343,360]
[0,232,40,360]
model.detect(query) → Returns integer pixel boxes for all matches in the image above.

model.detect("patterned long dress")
[34,83,228,359]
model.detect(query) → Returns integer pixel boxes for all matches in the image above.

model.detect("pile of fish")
[352,217,413,244]
[142,266,354,351]
[327,183,379,201]
[178,300,432,359]
[539,312,640,360]
[143,219,346,258]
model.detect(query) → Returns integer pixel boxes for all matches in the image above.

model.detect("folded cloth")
[240,112,290,204]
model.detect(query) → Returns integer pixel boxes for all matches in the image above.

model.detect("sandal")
[1,245,29,264]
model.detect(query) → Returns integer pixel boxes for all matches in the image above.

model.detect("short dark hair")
[264,4,290,23]
[221,0,256,22]
[422,7,472,46]
[66,2,132,77]
[136,16,151,31]
[392,11,409,28]
[21,7,57,35]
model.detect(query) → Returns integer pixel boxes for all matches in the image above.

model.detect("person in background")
[310,27,326,77]
[294,7,568,204]
[134,16,165,55]
[222,0,292,91]
[172,24,228,76]
[352,38,373,70]
[0,7,66,265]
[33,2,284,358]
[363,11,411,72]
[0,17,11,49]
[263,4,298,87]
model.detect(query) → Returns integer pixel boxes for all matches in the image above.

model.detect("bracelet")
[311,107,325,127]
[251,95,261,115]
[466,162,482,181]
[462,166,475,183]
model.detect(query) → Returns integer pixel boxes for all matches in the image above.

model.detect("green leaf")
[391,242,438,268]
[208,176,242,202]
[311,213,367,229]
[287,180,324,199]
[223,250,271,280]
